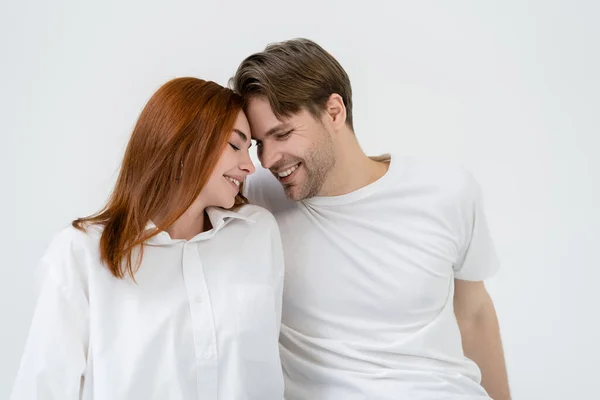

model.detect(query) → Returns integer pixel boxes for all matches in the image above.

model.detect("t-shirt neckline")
[303,153,394,206]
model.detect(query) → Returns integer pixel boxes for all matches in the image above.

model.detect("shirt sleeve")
[453,172,501,281]
[11,229,90,400]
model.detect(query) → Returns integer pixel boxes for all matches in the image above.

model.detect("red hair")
[73,77,246,279]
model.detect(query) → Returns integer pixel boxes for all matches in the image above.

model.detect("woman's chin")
[218,197,236,210]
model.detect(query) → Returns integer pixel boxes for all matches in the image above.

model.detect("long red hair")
[73,77,246,279]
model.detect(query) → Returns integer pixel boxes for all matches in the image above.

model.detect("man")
[231,38,510,400]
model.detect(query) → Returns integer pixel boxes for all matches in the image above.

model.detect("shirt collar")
[144,206,254,245]
[205,206,255,227]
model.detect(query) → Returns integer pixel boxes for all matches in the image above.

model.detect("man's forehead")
[247,97,277,119]
[247,97,288,137]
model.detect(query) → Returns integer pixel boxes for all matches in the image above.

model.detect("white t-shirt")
[12,205,285,400]
[245,155,500,400]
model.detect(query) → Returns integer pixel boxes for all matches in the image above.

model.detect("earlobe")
[326,93,347,131]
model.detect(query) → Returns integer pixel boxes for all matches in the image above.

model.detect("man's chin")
[283,184,304,201]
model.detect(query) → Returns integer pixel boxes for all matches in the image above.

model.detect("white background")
[1,1,598,399]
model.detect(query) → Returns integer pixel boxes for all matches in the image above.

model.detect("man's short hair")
[231,38,354,129]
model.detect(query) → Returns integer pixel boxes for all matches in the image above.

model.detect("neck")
[319,129,389,197]
[158,201,211,241]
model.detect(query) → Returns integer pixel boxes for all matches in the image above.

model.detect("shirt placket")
[182,240,219,399]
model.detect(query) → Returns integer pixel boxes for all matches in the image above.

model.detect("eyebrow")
[233,129,249,143]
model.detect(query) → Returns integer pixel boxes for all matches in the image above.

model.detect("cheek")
[205,170,226,192]
[276,140,301,159]
[290,141,311,161]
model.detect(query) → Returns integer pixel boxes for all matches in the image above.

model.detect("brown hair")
[73,77,246,279]
[231,38,354,129]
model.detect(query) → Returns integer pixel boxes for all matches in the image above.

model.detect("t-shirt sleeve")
[453,172,500,281]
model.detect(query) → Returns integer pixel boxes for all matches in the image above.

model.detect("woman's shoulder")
[41,224,102,267]
[34,224,103,292]
[52,223,102,248]
[235,204,279,230]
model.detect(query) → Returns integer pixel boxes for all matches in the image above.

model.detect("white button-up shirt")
[12,205,285,400]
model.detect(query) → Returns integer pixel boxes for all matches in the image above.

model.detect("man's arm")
[454,279,510,400]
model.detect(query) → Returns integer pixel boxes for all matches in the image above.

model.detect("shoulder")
[37,225,101,288]
[236,204,279,230]
[235,205,283,259]
[393,156,479,203]
[45,225,101,259]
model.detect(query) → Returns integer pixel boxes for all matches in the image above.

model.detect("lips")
[224,175,241,191]
[274,162,301,182]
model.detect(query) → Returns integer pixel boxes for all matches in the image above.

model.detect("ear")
[324,93,347,131]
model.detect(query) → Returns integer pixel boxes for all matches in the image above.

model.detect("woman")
[12,78,284,399]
